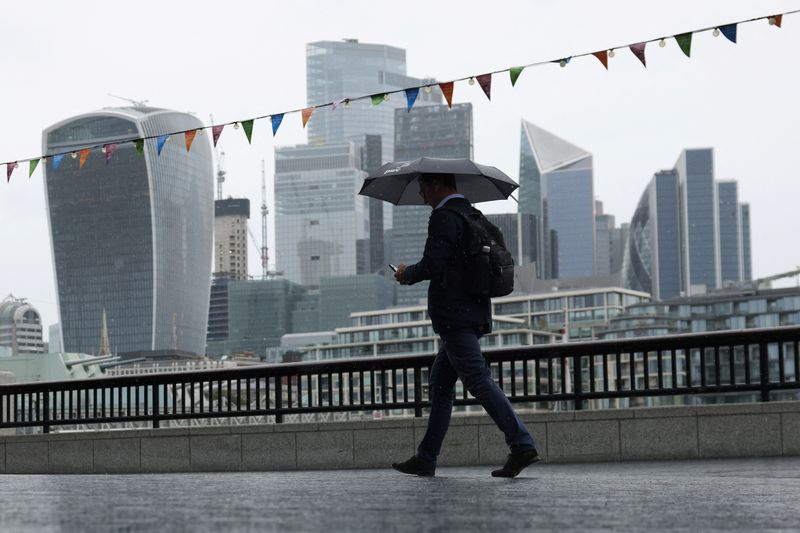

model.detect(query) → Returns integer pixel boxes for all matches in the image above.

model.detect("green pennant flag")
[675,32,693,58]
[29,158,40,177]
[371,94,384,106]
[241,119,254,144]
[135,139,144,159]
[509,66,524,87]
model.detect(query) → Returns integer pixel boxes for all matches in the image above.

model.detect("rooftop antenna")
[107,93,149,108]
[210,114,226,200]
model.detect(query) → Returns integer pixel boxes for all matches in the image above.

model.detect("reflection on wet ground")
[2,457,799,532]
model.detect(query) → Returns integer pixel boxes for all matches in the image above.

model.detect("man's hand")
[394,263,407,284]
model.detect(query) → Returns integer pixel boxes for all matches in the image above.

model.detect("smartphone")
[389,264,398,272]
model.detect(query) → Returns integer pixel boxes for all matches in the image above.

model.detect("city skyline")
[2,1,800,336]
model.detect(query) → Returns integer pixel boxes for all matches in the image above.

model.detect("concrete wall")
[2,401,799,474]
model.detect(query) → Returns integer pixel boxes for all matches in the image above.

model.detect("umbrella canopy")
[358,157,519,205]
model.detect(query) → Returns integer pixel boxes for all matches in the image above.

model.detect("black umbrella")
[358,157,519,205]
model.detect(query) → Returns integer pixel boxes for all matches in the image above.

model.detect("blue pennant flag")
[53,154,65,170]
[720,24,737,43]
[405,88,419,112]
[271,114,284,136]
[156,135,169,155]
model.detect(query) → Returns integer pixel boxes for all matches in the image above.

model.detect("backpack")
[441,205,515,297]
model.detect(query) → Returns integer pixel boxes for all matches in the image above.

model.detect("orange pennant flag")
[79,149,90,169]
[438,82,454,109]
[592,50,609,70]
[301,107,315,128]
[184,130,197,152]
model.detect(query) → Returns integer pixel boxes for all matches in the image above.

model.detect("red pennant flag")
[629,42,647,67]
[212,125,224,147]
[592,50,609,70]
[476,74,492,100]
[6,162,17,182]
[301,107,314,128]
[79,149,90,169]
[185,130,197,152]
[438,81,454,108]
[773,14,783,28]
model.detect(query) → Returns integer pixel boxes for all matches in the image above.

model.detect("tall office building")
[740,203,752,281]
[393,103,473,305]
[43,107,213,356]
[274,142,369,287]
[624,170,683,300]
[485,213,538,266]
[594,201,614,277]
[609,223,629,275]
[306,39,439,161]
[675,148,720,294]
[717,181,743,285]
[519,120,595,279]
[214,199,250,280]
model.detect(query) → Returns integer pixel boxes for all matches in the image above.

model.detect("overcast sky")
[2,0,799,336]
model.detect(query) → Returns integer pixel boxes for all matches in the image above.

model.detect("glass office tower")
[717,181,743,285]
[519,120,595,279]
[43,107,213,356]
[675,148,720,294]
[740,203,752,281]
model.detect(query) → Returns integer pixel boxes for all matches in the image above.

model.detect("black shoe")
[491,449,541,478]
[392,456,435,477]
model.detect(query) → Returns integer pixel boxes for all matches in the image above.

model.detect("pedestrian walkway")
[1,457,799,531]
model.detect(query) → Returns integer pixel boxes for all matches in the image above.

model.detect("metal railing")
[1,326,798,433]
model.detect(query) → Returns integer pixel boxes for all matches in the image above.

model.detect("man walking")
[391,173,540,478]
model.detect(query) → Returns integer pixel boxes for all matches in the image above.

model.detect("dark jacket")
[402,197,492,334]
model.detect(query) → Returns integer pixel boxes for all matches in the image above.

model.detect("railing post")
[759,342,770,402]
[572,354,583,411]
[43,392,50,434]
[413,366,422,418]
[152,384,160,428]
[275,377,283,423]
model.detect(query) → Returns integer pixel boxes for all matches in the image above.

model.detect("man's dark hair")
[419,173,457,190]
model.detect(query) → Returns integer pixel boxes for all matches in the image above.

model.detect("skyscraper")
[740,203,752,281]
[717,181,743,285]
[274,142,369,287]
[392,103,473,305]
[519,120,595,279]
[214,199,250,280]
[675,148,720,294]
[43,107,213,356]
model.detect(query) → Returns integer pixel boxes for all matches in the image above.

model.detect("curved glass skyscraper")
[42,107,213,356]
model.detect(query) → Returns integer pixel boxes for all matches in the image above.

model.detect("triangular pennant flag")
[592,50,608,69]
[271,114,284,136]
[773,14,783,28]
[29,158,40,177]
[104,143,116,164]
[79,149,90,169]
[212,125,224,147]
[629,42,647,67]
[6,162,16,182]
[405,87,419,112]
[53,154,65,169]
[135,139,144,159]
[331,100,339,111]
[509,66,524,86]
[156,135,169,155]
[720,24,737,43]
[184,130,197,152]
[476,74,492,100]
[674,33,693,57]
[241,120,254,144]
[438,82,454,108]
[371,94,384,106]
[301,107,314,128]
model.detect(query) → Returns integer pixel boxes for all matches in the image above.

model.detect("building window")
[310,255,320,261]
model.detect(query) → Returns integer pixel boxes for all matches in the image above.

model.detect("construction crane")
[745,267,800,291]
[107,93,149,107]
[209,114,226,200]
[246,160,281,279]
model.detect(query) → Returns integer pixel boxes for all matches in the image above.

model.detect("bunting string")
[2,9,797,182]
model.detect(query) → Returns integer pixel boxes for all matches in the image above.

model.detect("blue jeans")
[416,328,536,466]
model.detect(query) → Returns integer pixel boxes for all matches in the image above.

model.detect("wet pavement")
[1,457,799,532]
